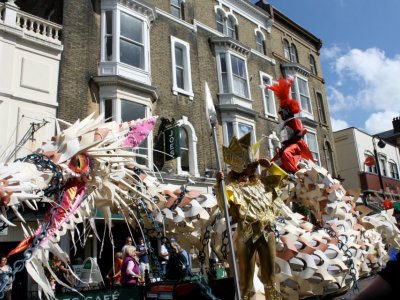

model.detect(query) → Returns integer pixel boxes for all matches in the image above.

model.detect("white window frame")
[255,29,265,54]
[364,151,377,173]
[171,36,194,100]
[389,160,399,179]
[170,0,183,19]
[291,74,313,118]
[222,116,255,147]
[216,50,250,99]
[310,54,317,75]
[100,2,152,84]
[283,39,290,60]
[226,14,237,39]
[100,96,153,169]
[304,128,320,166]
[259,72,277,118]
[268,131,280,159]
[316,91,327,124]
[289,43,298,63]
[214,7,238,39]
[176,116,199,176]
[379,155,387,177]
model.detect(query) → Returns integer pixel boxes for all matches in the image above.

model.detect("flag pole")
[204,82,241,300]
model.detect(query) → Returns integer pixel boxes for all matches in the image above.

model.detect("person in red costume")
[266,77,314,173]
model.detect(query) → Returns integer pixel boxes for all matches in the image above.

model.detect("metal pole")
[372,137,385,193]
[211,125,241,300]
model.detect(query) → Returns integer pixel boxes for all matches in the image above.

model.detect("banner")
[164,126,180,161]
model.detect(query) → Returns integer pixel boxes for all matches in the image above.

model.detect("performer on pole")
[216,132,282,300]
[266,77,314,174]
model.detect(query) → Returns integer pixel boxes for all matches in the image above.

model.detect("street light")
[372,136,386,193]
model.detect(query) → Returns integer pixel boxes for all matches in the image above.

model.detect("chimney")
[393,116,400,133]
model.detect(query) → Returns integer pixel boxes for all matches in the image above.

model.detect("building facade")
[1,0,338,296]
[334,127,400,203]
[54,0,337,183]
[0,1,62,162]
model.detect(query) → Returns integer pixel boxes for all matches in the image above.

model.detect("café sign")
[164,126,180,161]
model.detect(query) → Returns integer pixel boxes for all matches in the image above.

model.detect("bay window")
[304,130,320,165]
[100,1,154,84]
[217,52,249,98]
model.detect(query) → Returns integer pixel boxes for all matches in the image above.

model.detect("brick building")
[1,0,339,296]
[53,0,338,184]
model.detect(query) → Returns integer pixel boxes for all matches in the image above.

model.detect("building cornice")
[210,36,251,57]
[281,63,311,77]
[216,103,258,118]
[93,75,159,102]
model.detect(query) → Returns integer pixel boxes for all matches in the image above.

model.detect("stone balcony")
[0,0,62,47]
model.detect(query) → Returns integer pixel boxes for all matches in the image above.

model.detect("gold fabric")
[217,179,283,299]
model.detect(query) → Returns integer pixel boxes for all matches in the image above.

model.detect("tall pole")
[372,137,385,193]
[204,82,241,300]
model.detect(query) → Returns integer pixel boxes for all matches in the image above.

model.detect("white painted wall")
[0,2,62,161]
[334,127,400,190]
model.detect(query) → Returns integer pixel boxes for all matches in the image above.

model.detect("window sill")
[172,87,194,100]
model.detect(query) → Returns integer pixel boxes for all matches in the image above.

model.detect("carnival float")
[0,78,398,300]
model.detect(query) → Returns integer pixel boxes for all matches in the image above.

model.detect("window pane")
[310,55,317,75]
[298,78,311,113]
[176,67,184,89]
[105,11,113,61]
[180,127,189,171]
[216,11,224,33]
[121,100,147,165]
[106,11,113,34]
[226,122,234,144]
[171,0,181,19]
[306,132,320,165]
[256,32,264,54]
[283,40,290,59]
[220,54,229,93]
[316,92,327,123]
[227,17,236,39]
[175,46,184,89]
[175,46,183,67]
[104,99,113,122]
[238,123,252,139]
[120,12,142,43]
[262,76,275,115]
[231,56,248,97]
[120,40,144,68]
[121,100,146,122]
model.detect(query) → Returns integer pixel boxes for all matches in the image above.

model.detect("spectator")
[106,252,123,287]
[52,256,75,293]
[159,237,170,276]
[122,237,133,259]
[165,240,188,280]
[121,246,141,287]
[136,237,150,275]
[0,255,12,300]
[171,238,191,272]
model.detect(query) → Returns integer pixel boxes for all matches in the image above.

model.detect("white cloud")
[364,111,400,134]
[333,48,400,112]
[326,86,358,113]
[331,118,349,132]
[320,45,342,60]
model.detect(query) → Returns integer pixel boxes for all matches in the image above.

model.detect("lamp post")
[372,136,386,193]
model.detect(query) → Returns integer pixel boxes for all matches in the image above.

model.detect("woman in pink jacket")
[121,246,141,287]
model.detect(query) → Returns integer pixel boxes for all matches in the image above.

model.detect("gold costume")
[219,179,283,300]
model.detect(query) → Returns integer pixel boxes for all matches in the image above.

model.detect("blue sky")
[258,0,400,134]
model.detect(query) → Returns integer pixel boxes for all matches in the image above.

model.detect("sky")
[256,0,400,134]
